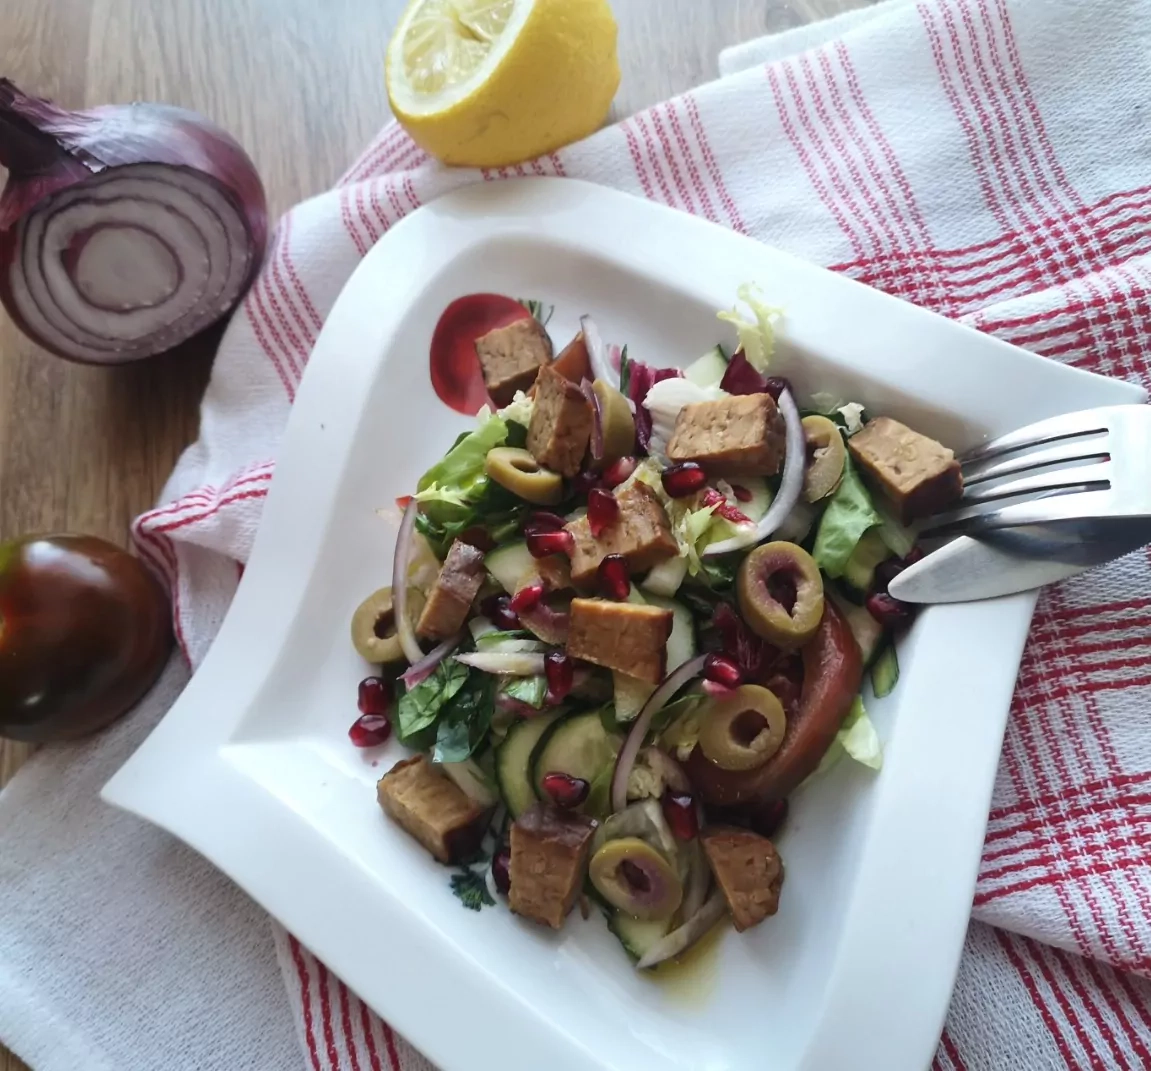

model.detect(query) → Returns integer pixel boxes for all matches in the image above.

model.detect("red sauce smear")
[430,293,531,415]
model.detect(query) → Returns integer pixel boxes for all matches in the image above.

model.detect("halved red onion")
[580,378,605,462]
[580,314,614,386]
[702,388,805,556]
[0,80,267,364]
[401,632,462,689]
[611,654,707,814]
[392,501,426,665]
[454,651,547,676]
[635,891,727,970]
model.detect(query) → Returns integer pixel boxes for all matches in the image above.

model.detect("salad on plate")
[348,286,964,969]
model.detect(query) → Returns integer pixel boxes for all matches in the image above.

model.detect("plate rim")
[103,177,1146,1071]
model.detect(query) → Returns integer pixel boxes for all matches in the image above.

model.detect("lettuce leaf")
[716,283,783,372]
[417,412,509,498]
[812,453,881,577]
[501,675,548,709]
[813,695,882,777]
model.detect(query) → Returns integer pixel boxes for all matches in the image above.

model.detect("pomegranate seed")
[491,849,512,895]
[541,771,590,808]
[731,484,752,502]
[601,456,637,488]
[866,591,914,630]
[661,461,707,498]
[395,494,413,511]
[456,525,494,552]
[568,469,600,497]
[764,376,791,401]
[509,580,545,614]
[701,487,751,525]
[749,798,789,839]
[526,528,574,559]
[544,650,574,704]
[481,593,520,631]
[523,510,566,533]
[904,545,926,565]
[349,713,391,748]
[662,791,699,840]
[873,557,907,594]
[587,487,620,537]
[358,676,389,716]
[704,653,743,688]
[597,554,631,600]
[702,678,735,697]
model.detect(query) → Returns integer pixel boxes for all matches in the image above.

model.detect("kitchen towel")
[3,0,1151,1068]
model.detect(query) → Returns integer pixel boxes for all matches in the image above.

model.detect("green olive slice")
[484,447,563,504]
[351,586,408,663]
[698,685,787,771]
[592,379,636,466]
[737,541,824,648]
[589,837,683,920]
[801,415,847,502]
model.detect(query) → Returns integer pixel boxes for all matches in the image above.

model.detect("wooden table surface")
[0,1,869,1067]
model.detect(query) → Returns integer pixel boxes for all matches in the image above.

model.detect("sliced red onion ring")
[702,388,805,556]
[580,314,615,386]
[0,80,266,364]
[636,891,727,970]
[392,502,425,665]
[454,651,547,676]
[580,378,605,462]
[519,602,570,645]
[401,632,462,689]
[679,839,711,922]
[611,655,707,814]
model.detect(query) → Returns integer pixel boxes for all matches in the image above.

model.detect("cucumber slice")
[484,541,536,594]
[612,672,656,723]
[684,345,728,389]
[829,589,885,668]
[496,712,560,817]
[530,710,621,816]
[441,758,498,808]
[871,644,899,698]
[641,555,688,598]
[608,912,671,962]
[642,593,697,673]
[842,529,894,595]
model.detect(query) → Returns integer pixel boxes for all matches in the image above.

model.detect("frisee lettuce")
[716,283,783,372]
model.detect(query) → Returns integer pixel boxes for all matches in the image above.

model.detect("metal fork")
[919,405,1151,551]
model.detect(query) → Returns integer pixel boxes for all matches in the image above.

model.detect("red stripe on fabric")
[250,264,304,381]
[1025,940,1114,1069]
[987,771,1151,827]
[1087,914,1151,1043]
[631,112,678,208]
[314,960,340,1071]
[289,936,324,1071]
[337,981,363,1071]
[648,105,696,214]
[402,174,422,213]
[995,930,1078,1069]
[548,152,566,177]
[367,177,391,236]
[340,186,370,259]
[280,214,323,333]
[766,63,868,261]
[529,157,547,177]
[136,468,274,528]
[1070,932,1151,1063]
[940,1027,967,1071]
[359,1000,383,1071]
[381,1022,401,1071]
[664,100,721,223]
[341,127,405,186]
[270,241,317,357]
[621,119,656,202]
[244,293,296,400]
[149,486,269,536]
[683,93,746,233]
[931,1055,946,1071]
[355,182,381,246]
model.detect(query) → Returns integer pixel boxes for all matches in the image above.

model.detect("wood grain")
[0,1,872,1067]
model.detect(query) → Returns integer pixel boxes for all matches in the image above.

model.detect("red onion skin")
[0,80,267,365]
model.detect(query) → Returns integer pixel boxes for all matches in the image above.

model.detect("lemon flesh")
[386,0,620,168]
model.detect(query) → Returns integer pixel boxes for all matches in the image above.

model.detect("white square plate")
[103,179,1143,1071]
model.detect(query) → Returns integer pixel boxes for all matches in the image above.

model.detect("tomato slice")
[686,599,863,807]
[429,293,531,415]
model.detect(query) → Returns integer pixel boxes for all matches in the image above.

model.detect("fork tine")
[963,440,1111,485]
[958,461,1111,506]
[921,488,1113,538]
[961,408,1110,465]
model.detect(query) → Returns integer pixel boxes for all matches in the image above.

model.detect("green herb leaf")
[396,659,470,746]
[450,868,495,911]
[501,674,548,710]
[433,672,495,763]
[812,453,881,578]
[618,344,631,395]
[517,297,555,326]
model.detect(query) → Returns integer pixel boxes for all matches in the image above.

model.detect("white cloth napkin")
[5,0,1151,1068]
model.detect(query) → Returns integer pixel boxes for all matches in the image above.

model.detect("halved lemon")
[386,0,619,168]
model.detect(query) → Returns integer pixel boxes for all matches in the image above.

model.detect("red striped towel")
[121,0,1151,1066]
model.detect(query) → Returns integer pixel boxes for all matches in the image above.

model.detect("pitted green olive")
[592,379,636,466]
[589,837,683,920]
[698,685,787,771]
[350,586,422,664]
[737,541,824,648]
[801,415,847,502]
[483,447,563,504]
